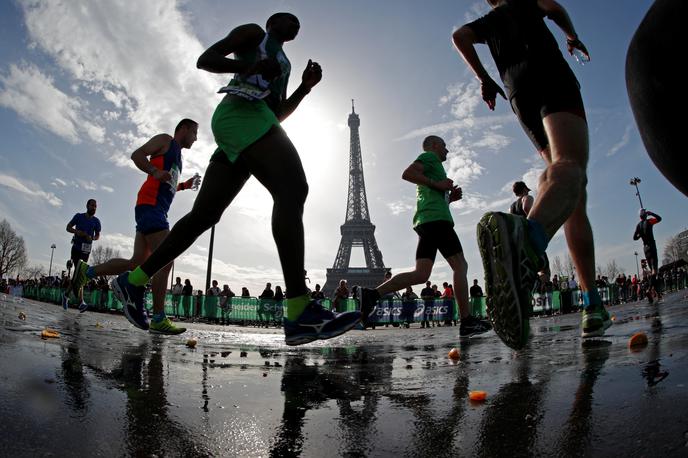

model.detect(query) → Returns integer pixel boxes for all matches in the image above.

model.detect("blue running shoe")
[283,301,362,346]
[111,272,148,331]
[62,293,69,310]
[78,302,89,313]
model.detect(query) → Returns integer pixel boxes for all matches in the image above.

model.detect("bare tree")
[596,264,603,278]
[663,235,684,265]
[605,259,620,280]
[565,254,576,278]
[21,264,45,280]
[90,246,121,266]
[551,255,563,277]
[0,219,28,279]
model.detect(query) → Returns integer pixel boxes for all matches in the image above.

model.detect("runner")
[110,13,361,344]
[69,119,200,334]
[64,199,101,312]
[357,136,492,338]
[634,208,662,300]
[453,0,610,348]
[509,180,551,283]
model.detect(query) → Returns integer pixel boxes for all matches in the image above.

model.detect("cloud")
[0,173,63,207]
[386,199,415,216]
[52,178,67,187]
[607,124,634,156]
[100,185,114,193]
[98,232,135,255]
[0,62,105,143]
[19,0,221,171]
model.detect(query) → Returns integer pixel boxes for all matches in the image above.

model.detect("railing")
[19,278,688,327]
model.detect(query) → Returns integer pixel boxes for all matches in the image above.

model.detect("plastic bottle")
[192,173,201,191]
[572,48,590,65]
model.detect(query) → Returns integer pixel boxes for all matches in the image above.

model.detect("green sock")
[127,267,149,286]
[286,294,310,321]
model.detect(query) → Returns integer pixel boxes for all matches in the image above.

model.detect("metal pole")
[634,251,640,277]
[48,244,56,277]
[170,262,175,289]
[205,225,215,292]
[630,177,644,208]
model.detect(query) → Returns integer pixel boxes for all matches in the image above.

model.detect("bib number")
[81,242,92,254]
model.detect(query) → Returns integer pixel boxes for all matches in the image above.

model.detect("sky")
[1,0,686,295]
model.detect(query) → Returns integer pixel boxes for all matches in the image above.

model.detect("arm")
[633,224,641,240]
[647,211,662,224]
[131,134,173,182]
[538,0,590,59]
[66,216,89,239]
[522,195,535,215]
[452,26,506,110]
[402,162,454,191]
[274,60,322,122]
[196,24,266,74]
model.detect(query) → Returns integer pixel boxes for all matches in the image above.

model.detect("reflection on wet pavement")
[1,292,688,456]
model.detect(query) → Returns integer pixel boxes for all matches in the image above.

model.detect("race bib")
[218,82,271,100]
[167,165,180,194]
[81,242,92,254]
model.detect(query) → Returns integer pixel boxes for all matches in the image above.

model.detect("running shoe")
[459,315,493,338]
[149,317,186,335]
[356,287,380,325]
[477,212,541,349]
[111,272,149,331]
[581,305,607,338]
[78,302,89,313]
[62,293,69,310]
[70,260,90,299]
[283,301,362,346]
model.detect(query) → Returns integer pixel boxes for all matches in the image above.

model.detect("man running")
[69,119,199,334]
[509,181,534,217]
[110,13,361,344]
[634,208,662,299]
[357,136,492,338]
[453,0,610,348]
[64,199,101,311]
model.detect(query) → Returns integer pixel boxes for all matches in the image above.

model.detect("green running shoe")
[477,212,541,349]
[149,317,187,335]
[581,307,605,338]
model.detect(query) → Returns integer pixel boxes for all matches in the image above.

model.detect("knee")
[549,160,587,191]
[275,178,309,208]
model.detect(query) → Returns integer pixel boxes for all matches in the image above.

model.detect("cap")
[513,181,531,195]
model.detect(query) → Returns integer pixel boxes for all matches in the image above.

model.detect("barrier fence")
[20,280,687,327]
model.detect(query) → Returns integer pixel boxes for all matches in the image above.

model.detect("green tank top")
[218,32,291,112]
[413,152,453,227]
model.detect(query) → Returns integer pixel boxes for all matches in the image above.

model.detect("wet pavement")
[1,292,687,457]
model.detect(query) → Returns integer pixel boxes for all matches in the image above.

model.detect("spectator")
[195,290,204,320]
[219,284,235,325]
[568,275,578,291]
[182,279,193,319]
[400,286,418,328]
[207,280,221,296]
[310,284,325,301]
[259,282,274,299]
[241,287,251,298]
[469,279,483,298]
[171,277,183,318]
[419,281,433,329]
[332,280,349,313]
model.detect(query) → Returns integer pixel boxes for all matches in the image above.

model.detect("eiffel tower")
[323,101,389,296]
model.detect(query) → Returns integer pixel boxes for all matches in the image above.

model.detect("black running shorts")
[70,246,90,264]
[644,244,658,272]
[414,220,463,261]
[510,76,586,152]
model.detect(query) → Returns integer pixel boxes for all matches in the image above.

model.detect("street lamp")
[205,225,215,292]
[634,251,640,277]
[48,244,56,277]
[629,177,644,208]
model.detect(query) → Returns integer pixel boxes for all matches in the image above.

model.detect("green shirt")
[413,151,453,227]
[223,32,291,113]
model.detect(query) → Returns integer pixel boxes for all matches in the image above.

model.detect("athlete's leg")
[138,159,250,278]
[445,253,469,319]
[143,230,170,315]
[376,259,434,295]
[239,127,309,299]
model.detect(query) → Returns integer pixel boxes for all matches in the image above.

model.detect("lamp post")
[48,244,56,277]
[205,225,215,292]
[629,177,644,208]
[634,251,640,277]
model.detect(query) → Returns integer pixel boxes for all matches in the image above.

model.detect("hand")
[433,178,455,191]
[152,169,172,183]
[246,58,282,81]
[449,186,463,202]
[182,175,200,190]
[480,76,506,110]
[301,59,322,90]
[85,235,93,242]
[566,37,590,61]
[76,230,86,238]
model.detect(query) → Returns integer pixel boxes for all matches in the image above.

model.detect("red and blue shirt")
[136,139,182,214]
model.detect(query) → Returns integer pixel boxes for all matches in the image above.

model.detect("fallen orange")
[41,328,60,339]
[469,390,487,402]
[448,348,460,360]
[628,332,648,350]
